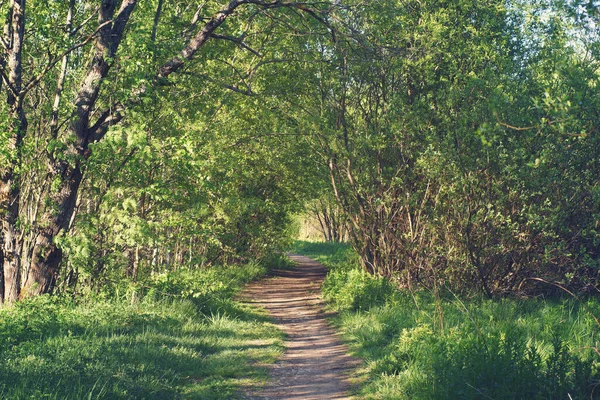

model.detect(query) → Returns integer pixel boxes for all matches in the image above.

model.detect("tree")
[283,0,600,295]
[0,0,332,302]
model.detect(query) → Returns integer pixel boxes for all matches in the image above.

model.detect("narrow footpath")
[241,254,360,400]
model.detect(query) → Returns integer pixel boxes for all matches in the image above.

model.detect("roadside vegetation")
[293,241,600,399]
[0,262,283,399]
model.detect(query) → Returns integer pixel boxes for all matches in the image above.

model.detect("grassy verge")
[293,240,600,399]
[0,262,283,399]
[289,240,357,270]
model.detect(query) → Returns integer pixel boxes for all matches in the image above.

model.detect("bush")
[337,300,600,399]
[290,241,359,271]
[0,295,69,351]
[140,262,266,313]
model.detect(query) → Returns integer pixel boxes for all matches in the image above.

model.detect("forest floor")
[240,254,360,400]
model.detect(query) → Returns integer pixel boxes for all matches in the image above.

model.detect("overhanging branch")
[210,33,262,56]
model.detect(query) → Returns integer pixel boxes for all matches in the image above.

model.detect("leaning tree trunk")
[21,0,137,297]
[22,165,82,296]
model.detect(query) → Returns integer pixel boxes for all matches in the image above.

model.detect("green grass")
[293,240,600,399]
[0,263,283,399]
[289,240,358,271]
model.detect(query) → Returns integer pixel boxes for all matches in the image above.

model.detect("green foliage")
[1,0,323,302]
[235,0,600,296]
[323,269,395,311]
[296,242,600,399]
[0,263,282,399]
[292,241,395,311]
[0,295,67,351]
[144,263,266,314]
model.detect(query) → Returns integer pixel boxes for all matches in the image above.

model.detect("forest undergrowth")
[0,260,285,399]
[292,241,600,399]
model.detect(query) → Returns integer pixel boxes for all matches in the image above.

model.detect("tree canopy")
[1,0,599,302]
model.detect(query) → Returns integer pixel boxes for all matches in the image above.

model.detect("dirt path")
[241,254,360,400]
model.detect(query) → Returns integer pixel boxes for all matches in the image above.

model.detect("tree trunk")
[2,199,22,302]
[22,165,82,296]
[151,0,164,43]
[1,0,27,303]
[21,0,138,297]
[0,249,4,301]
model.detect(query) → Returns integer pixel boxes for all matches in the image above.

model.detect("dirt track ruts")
[241,254,360,400]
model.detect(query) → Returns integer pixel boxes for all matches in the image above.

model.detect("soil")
[241,254,360,400]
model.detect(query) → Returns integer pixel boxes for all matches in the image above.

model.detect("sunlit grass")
[293,240,600,399]
[0,265,283,399]
[289,240,357,270]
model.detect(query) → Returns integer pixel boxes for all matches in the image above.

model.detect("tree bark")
[1,0,27,303]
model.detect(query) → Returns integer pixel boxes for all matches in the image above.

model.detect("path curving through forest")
[241,254,360,400]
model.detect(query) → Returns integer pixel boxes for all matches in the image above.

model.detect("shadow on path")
[241,254,360,400]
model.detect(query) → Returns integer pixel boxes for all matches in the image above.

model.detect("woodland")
[0,0,599,398]
[1,0,599,301]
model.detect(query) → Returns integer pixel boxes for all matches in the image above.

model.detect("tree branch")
[0,67,18,99]
[157,0,331,80]
[210,33,262,56]
[109,0,138,56]
[69,7,100,36]
[21,20,114,98]
[157,0,243,79]
[183,2,207,41]
[87,104,125,143]
[151,0,164,42]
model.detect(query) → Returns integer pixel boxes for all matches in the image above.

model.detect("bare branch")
[183,2,207,41]
[157,0,331,80]
[109,0,137,56]
[21,20,113,97]
[0,67,18,98]
[157,0,243,79]
[69,6,100,36]
[210,33,262,56]
[494,112,536,131]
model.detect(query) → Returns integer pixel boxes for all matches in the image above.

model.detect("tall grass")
[0,262,283,399]
[293,240,600,399]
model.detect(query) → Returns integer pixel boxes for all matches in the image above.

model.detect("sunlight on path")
[241,254,360,400]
